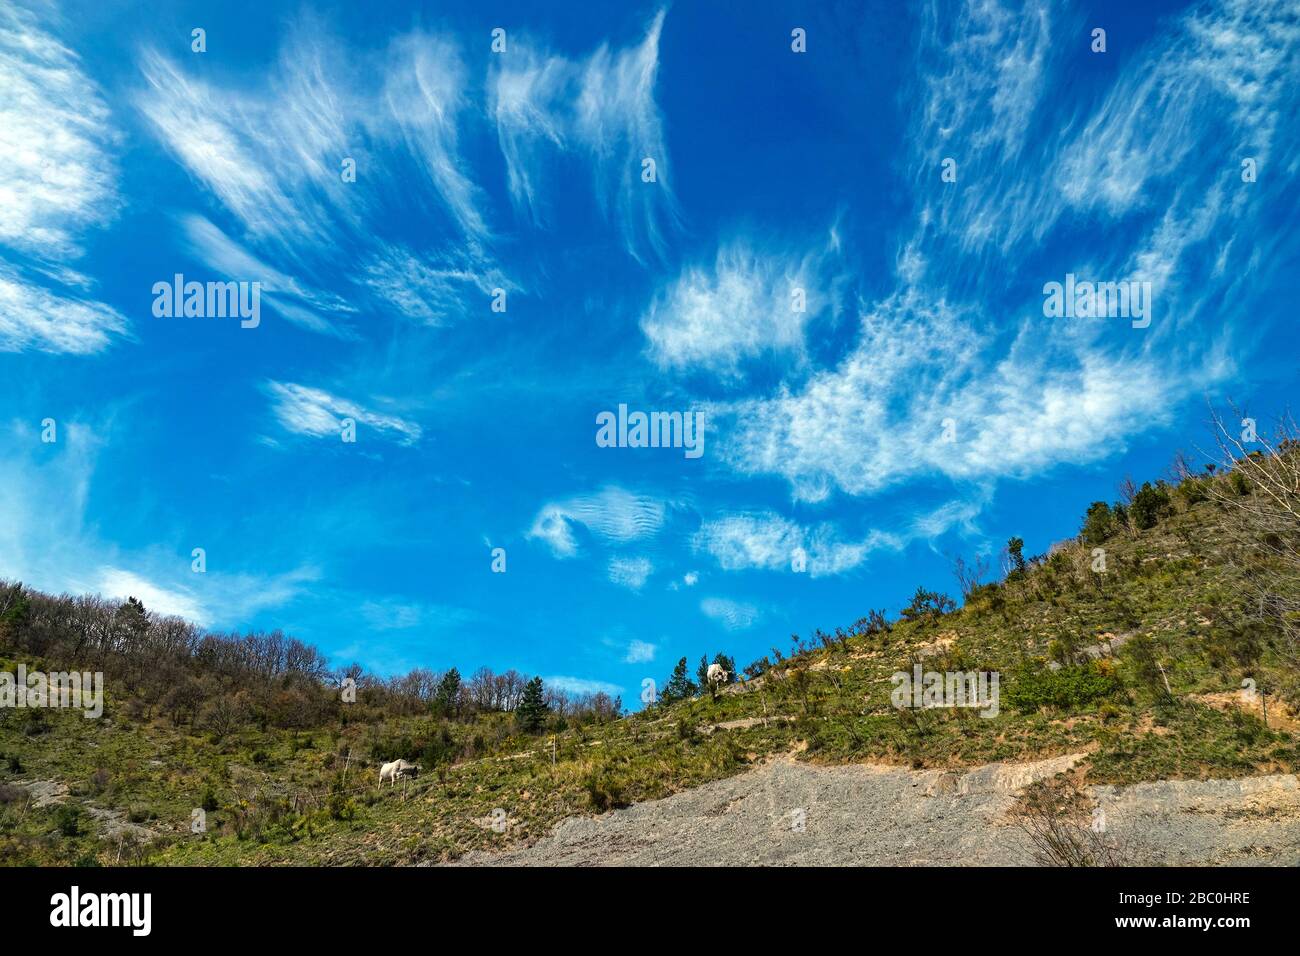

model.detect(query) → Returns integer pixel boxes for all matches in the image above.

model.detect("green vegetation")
[2,416,1298,865]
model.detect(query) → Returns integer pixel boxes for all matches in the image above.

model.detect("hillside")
[2,431,1299,866]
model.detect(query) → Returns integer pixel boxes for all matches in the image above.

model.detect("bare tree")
[1117,475,1138,506]
[1204,402,1300,660]
[1010,778,1140,867]
[949,552,990,600]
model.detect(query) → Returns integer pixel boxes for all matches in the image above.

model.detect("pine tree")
[1007,537,1027,575]
[434,668,461,717]
[515,676,548,732]
[661,657,697,703]
[712,653,736,682]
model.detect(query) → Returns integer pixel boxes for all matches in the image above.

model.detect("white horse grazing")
[378,759,420,787]
[706,663,730,695]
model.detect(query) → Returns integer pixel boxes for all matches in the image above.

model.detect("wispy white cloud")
[544,674,623,696]
[361,243,507,327]
[642,235,841,376]
[375,33,487,240]
[264,381,422,445]
[711,1,1293,509]
[490,48,569,219]
[574,9,677,260]
[693,498,986,579]
[1057,0,1294,220]
[527,487,669,558]
[700,596,760,631]
[0,4,120,260]
[907,0,1296,272]
[0,418,315,629]
[136,23,507,336]
[713,288,1178,502]
[489,10,678,258]
[96,567,208,626]
[0,264,127,354]
[607,555,653,590]
[135,36,362,252]
[359,598,478,632]
[179,214,358,338]
[623,639,657,664]
[695,512,901,578]
[0,5,126,355]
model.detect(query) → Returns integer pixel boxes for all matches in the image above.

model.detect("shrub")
[54,804,84,837]
[327,793,356,821]
[420,725,458,772]
[1011,777,1139,866]
[87,768,111,796]
[1130,482,1172,530]
[583,769,624,812]
[1080,501,1116,546]
[0,783,26,805]
[1003,663,1125,713]
[900,587,957,624]
[1175,476,1209,506]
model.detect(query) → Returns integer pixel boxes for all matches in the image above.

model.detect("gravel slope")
[454,756,1300,867]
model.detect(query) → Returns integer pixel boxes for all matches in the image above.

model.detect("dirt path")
[454,756,1300,867]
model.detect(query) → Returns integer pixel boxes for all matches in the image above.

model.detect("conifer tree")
[516,676,548,732]
[661,657,697,703]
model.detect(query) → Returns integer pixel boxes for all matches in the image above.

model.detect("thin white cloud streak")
[264,381,422,446]
[490,49,569,219]
[0,4,120,260]
[180,214,358,338]
[489,9,679,259]
[136,23,507,333]
[0,5,126,355]
[376,33,487,241]
[362,243,509,328]
[359,598,478,632]
[0,265,127,354]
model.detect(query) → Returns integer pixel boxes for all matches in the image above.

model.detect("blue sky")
[2,0,1297,705]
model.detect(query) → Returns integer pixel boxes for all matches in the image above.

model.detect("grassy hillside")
[2,442,1298,865]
